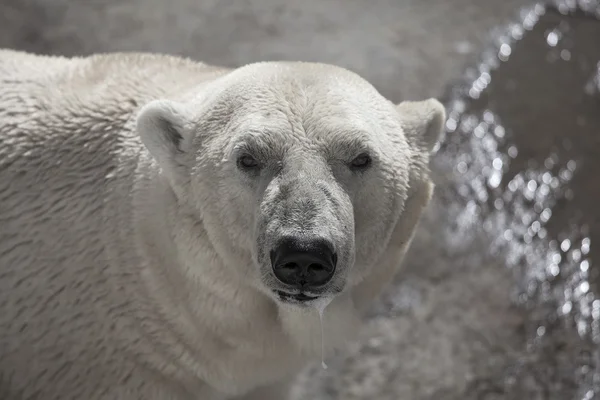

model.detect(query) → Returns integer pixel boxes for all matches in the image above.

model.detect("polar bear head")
[136,62,445,308]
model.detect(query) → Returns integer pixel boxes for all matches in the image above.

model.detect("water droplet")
[474,124,487,138]
[546,30,560,46]
[581,238,591,254]
[494,126,506,139]
[483,110,495,123]
[446,118,458,131]
[494,198,504,210]
[499,43,512,61]
[592,301,600,319]
[314,298,333,370]
[560,168,573,181]
[488,172,502,189]
[583,390,595,400]
[527,180,538,192]
[536,326,546,336]
[493,158,504,170]
[542,172,552,184]
[468,88,481,99]
[540,208,552,223]
[552,252,562,264]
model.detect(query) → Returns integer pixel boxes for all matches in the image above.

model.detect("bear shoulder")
[0,51,226,163]
[0,50,224,119]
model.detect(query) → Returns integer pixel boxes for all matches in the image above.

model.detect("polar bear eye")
[349,153,372,170]
[237,154,260,170]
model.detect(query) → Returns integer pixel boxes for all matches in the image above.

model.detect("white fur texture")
[0,49,445,400]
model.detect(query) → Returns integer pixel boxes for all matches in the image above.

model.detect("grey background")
[0,0,529,101]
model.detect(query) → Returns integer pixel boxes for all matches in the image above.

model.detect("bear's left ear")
[396,98,446,154]
[136,99,194,176]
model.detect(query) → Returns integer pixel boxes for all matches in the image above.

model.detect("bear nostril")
[308,263,325,272]
[283,262,298,271]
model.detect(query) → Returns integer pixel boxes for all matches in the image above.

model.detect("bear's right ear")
[396,98,446,155]
[136,99,193,175]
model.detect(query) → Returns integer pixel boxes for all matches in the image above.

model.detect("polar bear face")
[137,62,445,308]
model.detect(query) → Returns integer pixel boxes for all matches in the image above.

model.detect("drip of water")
[314,297,333,370]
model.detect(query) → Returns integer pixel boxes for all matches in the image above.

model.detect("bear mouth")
[276,290,319,303]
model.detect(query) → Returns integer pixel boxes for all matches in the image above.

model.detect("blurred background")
[1,0,599,399]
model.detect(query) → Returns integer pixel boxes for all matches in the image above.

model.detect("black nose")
[270,237,337,289]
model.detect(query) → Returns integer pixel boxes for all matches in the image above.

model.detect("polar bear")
[0,49,445,400]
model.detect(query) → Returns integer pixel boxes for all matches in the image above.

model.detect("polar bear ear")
[136,99,193,172]
[396,98,446,154]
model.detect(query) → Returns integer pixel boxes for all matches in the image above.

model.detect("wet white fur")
[0,49,445,400]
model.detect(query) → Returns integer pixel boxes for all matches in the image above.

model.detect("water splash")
[434,1,600,397]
